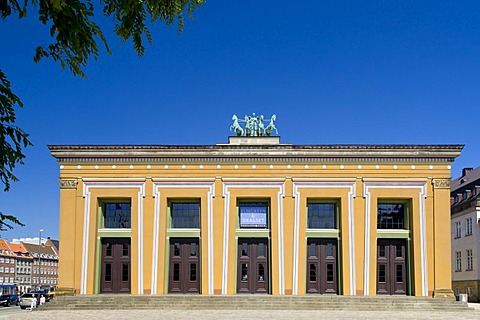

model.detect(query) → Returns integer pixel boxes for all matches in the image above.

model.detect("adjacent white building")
[451,167,480,302]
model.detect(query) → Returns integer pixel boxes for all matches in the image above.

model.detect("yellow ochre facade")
[49,136,462,297]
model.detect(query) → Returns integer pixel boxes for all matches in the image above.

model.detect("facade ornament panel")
[60,179,78,189]
[432,179,451,189]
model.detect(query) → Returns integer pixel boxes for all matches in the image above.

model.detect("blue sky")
[0,1,479,240]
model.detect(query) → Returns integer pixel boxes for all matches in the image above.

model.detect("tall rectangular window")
[104,203,131,228]
[239,202,268,229]
[171,203,200,228]
[466,249,473,271]
[454,221,462,239]
[307,203,336,229]
[455,251,462,272]
[466,218,473,236]
[377,203,406,229]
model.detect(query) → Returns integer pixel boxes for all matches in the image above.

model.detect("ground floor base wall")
[63,176,456,297]
[452,280,480,302]
[432,289,455,299]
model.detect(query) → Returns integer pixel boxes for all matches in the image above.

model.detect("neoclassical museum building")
[49,114,462,297]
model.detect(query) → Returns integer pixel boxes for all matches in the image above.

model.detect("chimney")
[462,167,474,177]
[451,197,455,206]
[476,186,480,195]
[466,190,472,199]
[457,193,463,202]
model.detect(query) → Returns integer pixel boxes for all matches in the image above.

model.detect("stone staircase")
[40,295,474,312]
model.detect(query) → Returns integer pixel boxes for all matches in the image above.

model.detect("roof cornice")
[48,144,464,164]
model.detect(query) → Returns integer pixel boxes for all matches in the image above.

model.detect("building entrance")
[376,239,407,295]
[237,238,269,294]
[306,238,338,294]
[100,238,131,294]
[168,238,200,294]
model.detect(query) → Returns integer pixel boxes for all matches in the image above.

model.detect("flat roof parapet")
[225,136,282,145]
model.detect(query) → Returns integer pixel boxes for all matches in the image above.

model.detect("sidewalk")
[469,302,480,311]
[1,308,479,320]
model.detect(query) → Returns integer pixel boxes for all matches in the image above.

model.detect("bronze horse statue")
[230,115,244,136]
[264,114,278,136]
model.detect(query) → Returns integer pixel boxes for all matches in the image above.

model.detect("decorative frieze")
[60,179,78,189]
[49,156,459,164]
[433,179,451,189]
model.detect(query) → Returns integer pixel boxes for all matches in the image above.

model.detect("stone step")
[40,295,474,312]
[49,296,455,301]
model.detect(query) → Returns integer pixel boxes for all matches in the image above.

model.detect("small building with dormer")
[451,167,480,301]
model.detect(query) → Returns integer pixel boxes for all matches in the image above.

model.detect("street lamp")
[38,229,43,290]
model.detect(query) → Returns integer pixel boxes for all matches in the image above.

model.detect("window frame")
[455,251,462,272]
[99,199,132,229]
[377,200,410,230]
[237,201,270,230]
[466,249,473,271]
[306,200,339,230]
[454,221,462,239]
[169,201,201,229]
[466,217,473,236]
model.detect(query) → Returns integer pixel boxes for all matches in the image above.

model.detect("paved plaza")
[0,307,480,320]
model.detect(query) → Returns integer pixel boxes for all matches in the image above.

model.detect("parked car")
[0,294,19,307]
[19,293,40,309]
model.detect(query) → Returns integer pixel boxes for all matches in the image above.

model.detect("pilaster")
[353,178,365,296]
[432,178,455,299]
[58,178,79,292]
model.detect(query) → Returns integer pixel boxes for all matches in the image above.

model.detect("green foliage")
[0,0,205,231]
[3,0,205,76]
[0,69,33,193]
[103,0,204,56]
[0,212,25,231]
[0,69,30,231]
[34,0,111,78]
